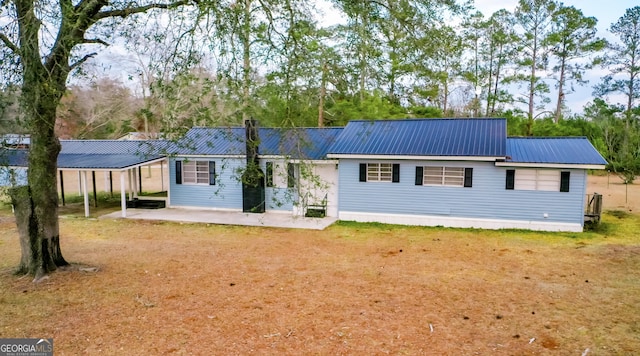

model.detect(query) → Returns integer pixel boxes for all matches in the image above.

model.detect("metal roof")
[327,118,507,157]
[174,127,343,159]
[57,153,164,169]
[506,137,607,165]
[259,128,343,160]
[1,145,164,170]
[61,140,164,155]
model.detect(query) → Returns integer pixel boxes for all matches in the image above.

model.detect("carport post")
[82,170,89,217]
[138,166,142,194]
[160,160,165,191]
[120,171,127,218]
[59,170,65,206]
[92,171,97,208]
[127,169,133,200]
[77,171,82,196]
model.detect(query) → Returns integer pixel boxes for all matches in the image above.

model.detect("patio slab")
[100,208,337,230]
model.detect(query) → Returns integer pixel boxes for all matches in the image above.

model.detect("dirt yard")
[587,173,640,212]
[1,207,640,354]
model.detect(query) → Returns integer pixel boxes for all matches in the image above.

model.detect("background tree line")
[2,1,638,179]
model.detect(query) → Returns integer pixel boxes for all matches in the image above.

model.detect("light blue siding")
[262,160,296,212]
[338,160,587,226]
[169,157,244,209]
[168,157,297,211]
[266,187,295,211]
[0,167,27,187]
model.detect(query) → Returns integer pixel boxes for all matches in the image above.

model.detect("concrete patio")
[100,208,337,230]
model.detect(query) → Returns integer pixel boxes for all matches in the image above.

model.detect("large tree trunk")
[13,0,69,280]
[14,79,68,280]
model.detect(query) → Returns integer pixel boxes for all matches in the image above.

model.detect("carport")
[57,153,167,218]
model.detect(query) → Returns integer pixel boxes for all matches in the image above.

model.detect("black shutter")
[415,166,423,185]
[464,168,473,188]
[505,169,515,190]
[359,163,367,182]
[287,163,295,188]
[392,164,400,183]
[266,162,273,187]
[209,161,216,185]
[560,171,570,192]
[175,161,182,185]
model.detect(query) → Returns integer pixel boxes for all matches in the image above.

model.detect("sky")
[472,0,638,115]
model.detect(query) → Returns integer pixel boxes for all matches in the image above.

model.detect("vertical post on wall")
[82,171,89,217]
[109,171,113,197]
[59,170,65,206]
[120,171,127,218]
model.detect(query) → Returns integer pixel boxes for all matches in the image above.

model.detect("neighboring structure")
[1,118,607,232]
[1,134,30,149]
[326,118,607,232]
[0,135,30,186]
[0,148,28,186]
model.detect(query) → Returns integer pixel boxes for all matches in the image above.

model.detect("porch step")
[126,199,166,209]
[305,206,326,218]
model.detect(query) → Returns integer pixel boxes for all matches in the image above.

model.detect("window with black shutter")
[415,166,423,185]
[209,161,216,185]
[560,171,570,192]
[175,161,182,185]
[392,164,400,183]
[266,162,274,187]
[505,169,515,190]
[464,168,473,188]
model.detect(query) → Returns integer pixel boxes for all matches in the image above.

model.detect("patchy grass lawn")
[1,209,639,355]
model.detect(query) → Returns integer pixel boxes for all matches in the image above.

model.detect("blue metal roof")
[506,137,607,165]
[57,153,164,169]
[174,127,343,159]
[1,145,164,170]
[327,118,507,157]
[259,128,343,160]
[61,140,164,156]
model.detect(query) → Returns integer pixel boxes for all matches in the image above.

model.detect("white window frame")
[367,163,393,182]
[182,161,210,185]
[514,169,559,191]
[423,166,464,187]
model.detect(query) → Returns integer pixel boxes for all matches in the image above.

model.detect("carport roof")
[1,147,164,170]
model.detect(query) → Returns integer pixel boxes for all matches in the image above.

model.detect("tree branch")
[69,52,98,71]
[82,38,110,46]
[96,0,193,20]
[0,33,20,54]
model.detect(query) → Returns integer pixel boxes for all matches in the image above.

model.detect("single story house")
[2,118,607,232]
